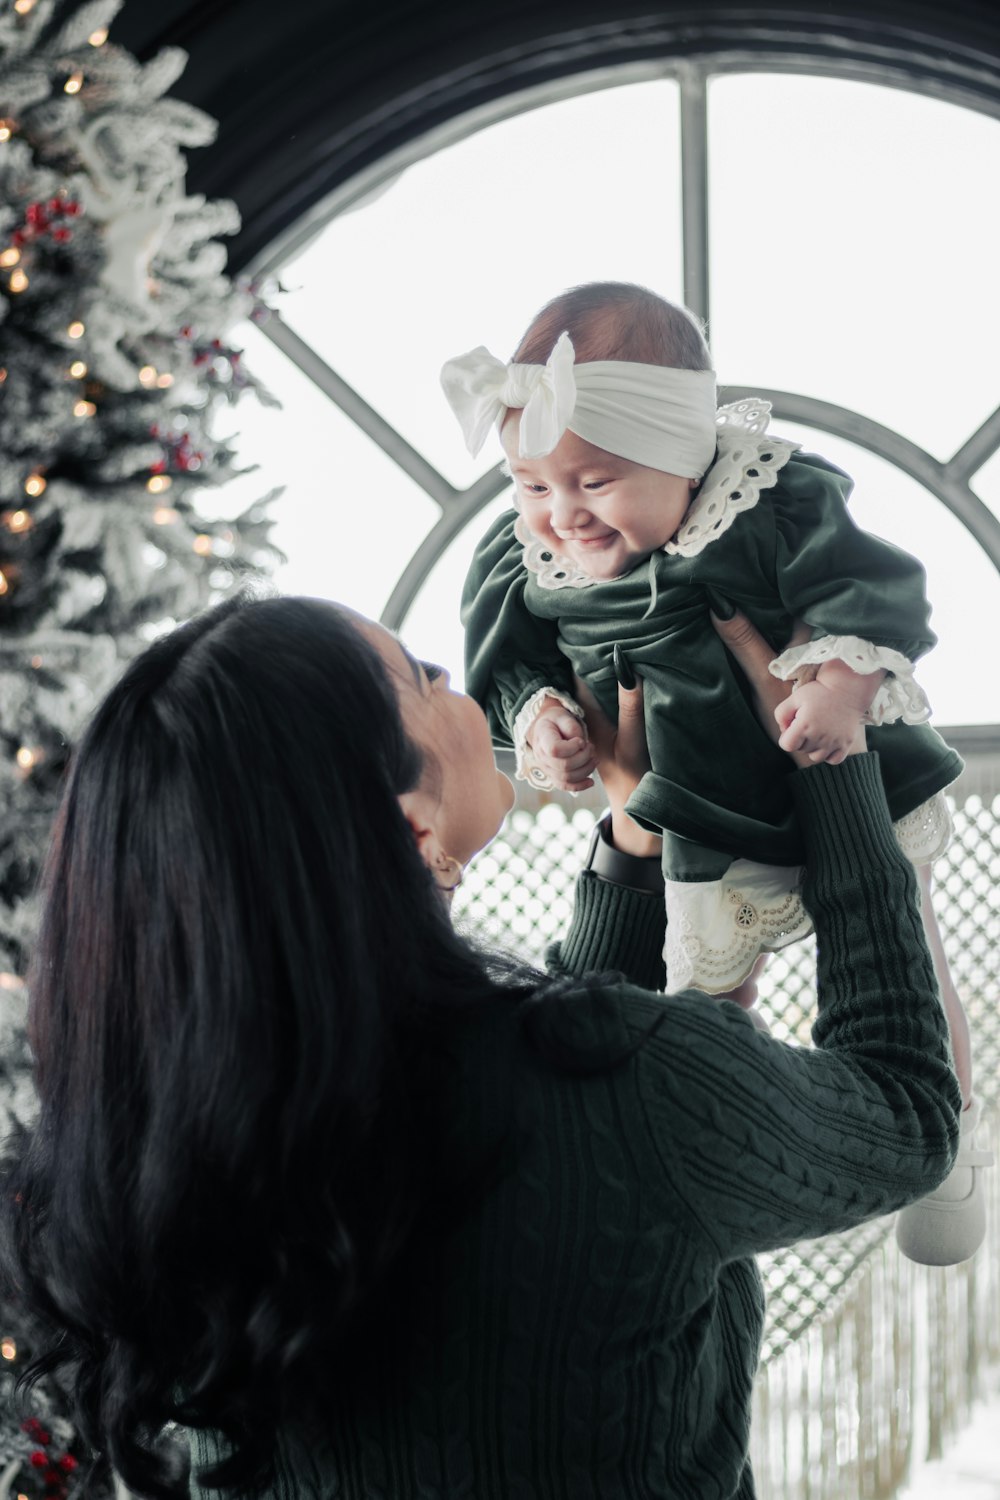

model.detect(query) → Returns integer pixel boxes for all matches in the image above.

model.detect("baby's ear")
[498,455,512,479]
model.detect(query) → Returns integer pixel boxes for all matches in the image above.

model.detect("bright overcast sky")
[221,71,1000,727]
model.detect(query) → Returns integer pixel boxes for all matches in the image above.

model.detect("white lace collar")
[516,398,798,589]
[664,399,797,557]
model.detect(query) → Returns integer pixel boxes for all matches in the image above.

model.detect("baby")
[442,281,990,1267]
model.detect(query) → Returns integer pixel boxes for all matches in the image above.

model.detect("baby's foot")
[895,1096,993,1266]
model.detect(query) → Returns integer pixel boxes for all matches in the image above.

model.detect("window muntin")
[274,80,683,489]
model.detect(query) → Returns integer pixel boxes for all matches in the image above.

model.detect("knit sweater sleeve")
[545,870,666,991]
[624,752,962,1263]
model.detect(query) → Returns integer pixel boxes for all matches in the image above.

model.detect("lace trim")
[768,634,932,725]
[664,860,812,995]
[512,686,585,786]
[663,399,798,558]
[665,796,953,992]
[514,512,595,592]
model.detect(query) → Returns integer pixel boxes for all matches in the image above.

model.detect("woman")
[1,592,959,1500]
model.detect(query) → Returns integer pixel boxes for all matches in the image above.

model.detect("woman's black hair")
[0,592,537,1497]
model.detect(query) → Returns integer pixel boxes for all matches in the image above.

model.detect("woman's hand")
[571,655,661,858]
[709,601,867,767]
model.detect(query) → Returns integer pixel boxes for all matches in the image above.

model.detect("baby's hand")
[774,671,872,765]
[526,700,598,791]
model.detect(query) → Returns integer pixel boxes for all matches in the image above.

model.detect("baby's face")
[501,416,696,582]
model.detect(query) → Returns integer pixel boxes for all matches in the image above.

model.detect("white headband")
[440,331,719,480]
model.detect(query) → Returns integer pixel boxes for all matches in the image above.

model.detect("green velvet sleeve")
[461,510,577,749]
[771,453,937,660]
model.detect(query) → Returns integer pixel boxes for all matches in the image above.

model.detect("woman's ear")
[398,791,464,894]
[398,789,441,873]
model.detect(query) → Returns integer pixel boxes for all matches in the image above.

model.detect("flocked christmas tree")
[0,0,283,1492]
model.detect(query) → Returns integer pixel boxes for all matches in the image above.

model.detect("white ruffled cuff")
[513,686,586,786]
[768,634,932,725]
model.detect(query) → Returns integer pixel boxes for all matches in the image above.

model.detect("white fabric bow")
[440,331,719,479]
[440,331,578,459]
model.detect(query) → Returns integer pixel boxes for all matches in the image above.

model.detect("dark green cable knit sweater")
[189,755,961,1500]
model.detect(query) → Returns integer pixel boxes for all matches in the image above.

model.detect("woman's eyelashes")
[420,661,444,683]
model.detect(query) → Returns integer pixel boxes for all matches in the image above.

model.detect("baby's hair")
[512,281,712,372]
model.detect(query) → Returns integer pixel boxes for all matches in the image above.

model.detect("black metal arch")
[110,2,1000,273]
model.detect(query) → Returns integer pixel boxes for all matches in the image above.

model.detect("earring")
[433,853,464,892]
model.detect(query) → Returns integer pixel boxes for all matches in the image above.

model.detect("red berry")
[11,230,24,246]
[60,1455,78,1472]
[65,200,81,215]
[150,458,168,474]
[52,227,72,243]
[31,1450,48,1467]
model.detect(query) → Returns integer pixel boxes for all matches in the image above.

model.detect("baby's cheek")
[520,502,552,538]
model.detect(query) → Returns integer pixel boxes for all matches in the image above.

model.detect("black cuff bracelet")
[584,813,665,894]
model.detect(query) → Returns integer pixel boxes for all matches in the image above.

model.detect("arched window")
[225,64,1000,726]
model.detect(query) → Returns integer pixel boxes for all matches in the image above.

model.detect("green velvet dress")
[462,414,962,990]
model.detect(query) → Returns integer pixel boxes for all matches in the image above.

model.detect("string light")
[0,368,6,384]
[13,0,37,13]
[0,121,14,142]
[67,319,85,339]
[73,398,96,418]
[0,570,8,596]
[8,268,28,293]
[193,534,214,556]
[24,472,46,497]
[138,364,158,386]
[30,655,43,669]
[5,511,33,533]
[1,1339,15,1360]
[63,71,84,95]
[0,974,22,991]
[0,247,20,268]
[69,358,87,378]
[88,27,109,45]
[15,747,38,771]
[156,371,174,388]
[153,506,179,525]
[147,475,172,494]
